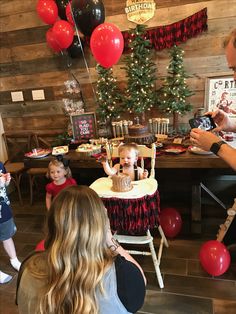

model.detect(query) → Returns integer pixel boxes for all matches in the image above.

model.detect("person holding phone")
[190,28,236,171]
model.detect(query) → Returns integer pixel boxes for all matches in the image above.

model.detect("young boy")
[0,162,21,284]
[100,143,148,181]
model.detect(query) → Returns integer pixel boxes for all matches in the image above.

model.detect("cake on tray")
[125,123,154,144]
[111,173,133,192]
[75,144,101,157]
[128,124,149,137]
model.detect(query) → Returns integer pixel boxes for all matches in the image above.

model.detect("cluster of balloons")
[159,207,182,238]
[199,240,231,276]
[36,0,124,66]
[36,0,106,58]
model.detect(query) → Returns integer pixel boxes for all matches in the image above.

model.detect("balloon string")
[60,50,72,68]
[69,2,98,106]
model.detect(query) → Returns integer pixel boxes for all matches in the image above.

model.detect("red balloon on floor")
[199,240,231,276]
[35,239,45,251]
[159,207,182,238]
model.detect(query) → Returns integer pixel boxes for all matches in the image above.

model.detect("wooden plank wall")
[0,0,236,135]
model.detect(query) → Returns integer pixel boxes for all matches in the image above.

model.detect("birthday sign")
[70,112,97,140]
[125,0,156,24]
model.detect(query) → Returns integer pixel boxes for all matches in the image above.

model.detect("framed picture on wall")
[70,112,97,140]
[204,76,236,117]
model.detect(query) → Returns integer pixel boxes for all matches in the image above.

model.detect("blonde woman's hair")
[32,185,114,314]
[223,28,236,48]
[46,158,72,179]
[118,142,139,158]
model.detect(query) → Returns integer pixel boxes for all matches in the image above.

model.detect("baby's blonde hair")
[118,143,139,158]
[46,159,72,179]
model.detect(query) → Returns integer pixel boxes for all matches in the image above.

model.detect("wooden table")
[24,149,230,169]
[24,150,235,234]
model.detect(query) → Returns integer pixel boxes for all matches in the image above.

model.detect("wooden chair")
[104,143,169,288]
[217,198,236,242]
[26,133,49,205]
[2,132,31,205]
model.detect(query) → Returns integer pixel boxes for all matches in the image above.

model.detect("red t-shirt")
[46,178,77,198]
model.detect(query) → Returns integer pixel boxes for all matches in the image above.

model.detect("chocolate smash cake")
[111,173,132,192]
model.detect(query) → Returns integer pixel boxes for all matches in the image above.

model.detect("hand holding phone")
[189,115,216,131]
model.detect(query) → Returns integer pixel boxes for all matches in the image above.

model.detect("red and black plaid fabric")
[122,8,208,51]
[102,189,160,233]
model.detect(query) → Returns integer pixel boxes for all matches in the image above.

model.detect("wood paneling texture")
[0,0,236,133]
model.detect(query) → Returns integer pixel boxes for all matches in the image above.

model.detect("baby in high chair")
[100,143,148,181]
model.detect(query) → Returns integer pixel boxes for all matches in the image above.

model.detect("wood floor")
[0,191,236,314]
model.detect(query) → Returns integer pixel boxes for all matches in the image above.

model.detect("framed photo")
[204,76,236,117]
[70,112,97,140]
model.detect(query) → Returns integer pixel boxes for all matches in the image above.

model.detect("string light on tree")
[156,45,194,131]
[123,24,156,115]
[96,64,123,122]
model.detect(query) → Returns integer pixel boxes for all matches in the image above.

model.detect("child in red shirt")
[45,156,77,210]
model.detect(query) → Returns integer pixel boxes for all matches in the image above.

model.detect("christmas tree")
[123,25,156,116]
[96,64,123,122]
[157,45,194,130]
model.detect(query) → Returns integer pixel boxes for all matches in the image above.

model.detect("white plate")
[25,149,51,158]
[52,146,69,156]
[27,153,50,159]
[165,148,185,154]
[189,146,213,155]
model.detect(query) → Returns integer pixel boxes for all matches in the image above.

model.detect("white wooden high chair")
[90,143,168,288]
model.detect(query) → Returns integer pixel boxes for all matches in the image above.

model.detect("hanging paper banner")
[125,0,156,25]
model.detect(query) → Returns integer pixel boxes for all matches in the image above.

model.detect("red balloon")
[46,28,62,52]
[35,239,45,252]
[199,240,231,276]
[52,20,74,49]
[66,1,74,26]
[90,23,124,68]
[159,207,182,238]
[36,0,58,25]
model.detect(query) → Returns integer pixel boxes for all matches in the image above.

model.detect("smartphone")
[189,115,216,131]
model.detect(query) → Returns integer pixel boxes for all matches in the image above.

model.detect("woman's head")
[118,143,139,167]
[41,185,113,313]
[46,185,108,254]
[46,159,72,180]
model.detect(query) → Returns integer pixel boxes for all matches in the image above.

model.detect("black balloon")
[67,36,84,58]
[55,0,69,20]
[72,0,105,36]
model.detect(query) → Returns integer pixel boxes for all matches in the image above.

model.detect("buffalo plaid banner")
[122,7,208,51]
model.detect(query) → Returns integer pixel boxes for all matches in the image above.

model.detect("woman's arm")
[45,192,52,210]
[190,128,236,170]
[106,227,146,284]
